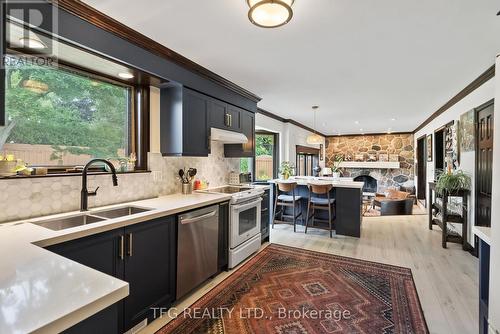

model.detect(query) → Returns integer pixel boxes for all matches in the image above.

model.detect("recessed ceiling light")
[354,121,359,125]
[18,37,46,49]
[359,128,363,131]
[390,118,396,121]
[118,72,134,79]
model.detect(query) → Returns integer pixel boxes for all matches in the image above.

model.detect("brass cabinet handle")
[229,114,232,127]
[119,235,125,260]
[127,233,133,257]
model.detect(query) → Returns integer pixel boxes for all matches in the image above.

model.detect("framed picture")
[367,153,377,162]
[379,154,388,162]
[460,110,474,152]
[389,154,399,162]
[319,144,324,161]
[427,134,433,161]
[354,154,365,162]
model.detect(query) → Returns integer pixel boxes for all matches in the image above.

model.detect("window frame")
[253,130,279,181]
[3,54,150,172]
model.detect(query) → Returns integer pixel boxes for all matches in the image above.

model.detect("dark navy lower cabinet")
[47,229,124,334]
[261,188,270,243]
[123,216,177,331]
[218,202,230,272]
[46,216,177,333]
[479,239,490,334]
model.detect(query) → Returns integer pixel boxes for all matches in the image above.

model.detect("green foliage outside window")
[4,57,130,165]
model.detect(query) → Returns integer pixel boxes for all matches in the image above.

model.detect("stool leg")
[328,203,332,238]
[312,206,315,226]
[273,198,278,229]
[293,201,296,232]
[305,200,310,234]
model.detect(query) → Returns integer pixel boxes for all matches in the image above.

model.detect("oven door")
[230,197,262,249]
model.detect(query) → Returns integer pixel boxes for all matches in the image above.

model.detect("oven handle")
[180,210,217,224]
[232,197,262,211]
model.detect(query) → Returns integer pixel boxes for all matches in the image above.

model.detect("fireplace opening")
[354,175,377,194]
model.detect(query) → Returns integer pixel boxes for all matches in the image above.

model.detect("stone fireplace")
[354,175,377,193]
[326,134,415,191]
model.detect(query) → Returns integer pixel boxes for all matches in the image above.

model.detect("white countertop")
[269,177,364,189]
[0,192,232,334]
[472,226,492,246]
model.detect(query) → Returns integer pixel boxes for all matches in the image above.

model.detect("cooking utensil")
[179,169,187,183]
[188,168,197,180]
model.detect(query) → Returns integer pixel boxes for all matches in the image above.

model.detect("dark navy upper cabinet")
[209,100,241,132]
[224,110,255,157]
[46,216,177,334]
[160,85,255,157]
[209,98,242,132]
[160,86,210,156]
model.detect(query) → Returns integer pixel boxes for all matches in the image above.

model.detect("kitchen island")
[269,177,364,237]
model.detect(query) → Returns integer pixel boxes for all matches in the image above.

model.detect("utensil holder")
[182,183,192,195]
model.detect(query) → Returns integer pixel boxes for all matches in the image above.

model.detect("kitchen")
[0,2,328,333]
[1,1,494,334]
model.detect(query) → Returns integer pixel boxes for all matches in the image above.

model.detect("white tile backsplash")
[0,141,240,223]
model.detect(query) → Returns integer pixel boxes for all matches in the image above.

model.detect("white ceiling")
[84,0,500,135]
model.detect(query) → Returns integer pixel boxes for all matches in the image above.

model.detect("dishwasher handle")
[179,210,217,224]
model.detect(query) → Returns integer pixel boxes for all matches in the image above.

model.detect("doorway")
[416,135,427,205]
[475,99,494,228]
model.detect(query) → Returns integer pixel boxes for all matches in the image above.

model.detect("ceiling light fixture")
[118,72,134,79]
[306,105,323,145]
[18,37,46,49]
[247,0,294,28]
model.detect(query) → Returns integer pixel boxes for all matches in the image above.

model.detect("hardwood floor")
[143,215,478,334]
[271,215,479,334]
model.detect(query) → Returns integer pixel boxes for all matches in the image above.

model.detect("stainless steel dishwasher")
[177,205,219,299]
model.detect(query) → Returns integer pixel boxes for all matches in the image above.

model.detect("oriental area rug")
[157,244,428,334]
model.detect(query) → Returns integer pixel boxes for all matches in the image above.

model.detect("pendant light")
[247,0,294,28]
[306,106,323,145]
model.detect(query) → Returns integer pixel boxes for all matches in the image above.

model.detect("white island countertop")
[269,176,364,189]
[0,192,232,334]
[472,226,492,245]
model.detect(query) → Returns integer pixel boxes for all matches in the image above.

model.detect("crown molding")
[414,64,495,133]
[53,0,262,103]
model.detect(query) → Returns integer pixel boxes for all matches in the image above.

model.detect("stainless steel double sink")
[32,206,152,231]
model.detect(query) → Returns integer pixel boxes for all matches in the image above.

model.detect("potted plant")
[330,155,344,179]
[279,161,294,180]
[435,169,471,195]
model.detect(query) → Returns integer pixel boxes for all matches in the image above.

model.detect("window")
[255,131,278,180]
[3,56,132,168]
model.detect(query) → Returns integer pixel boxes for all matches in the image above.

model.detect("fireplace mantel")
[340,161,400,169]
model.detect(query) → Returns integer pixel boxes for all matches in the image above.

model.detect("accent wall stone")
[325,134,415,191]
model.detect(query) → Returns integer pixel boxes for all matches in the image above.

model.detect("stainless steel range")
[202,185,264,268]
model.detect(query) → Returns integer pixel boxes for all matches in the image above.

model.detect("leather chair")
[380,198,414,216]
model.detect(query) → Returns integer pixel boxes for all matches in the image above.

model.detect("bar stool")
[305,183,335,238]
[273,182,303,232]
